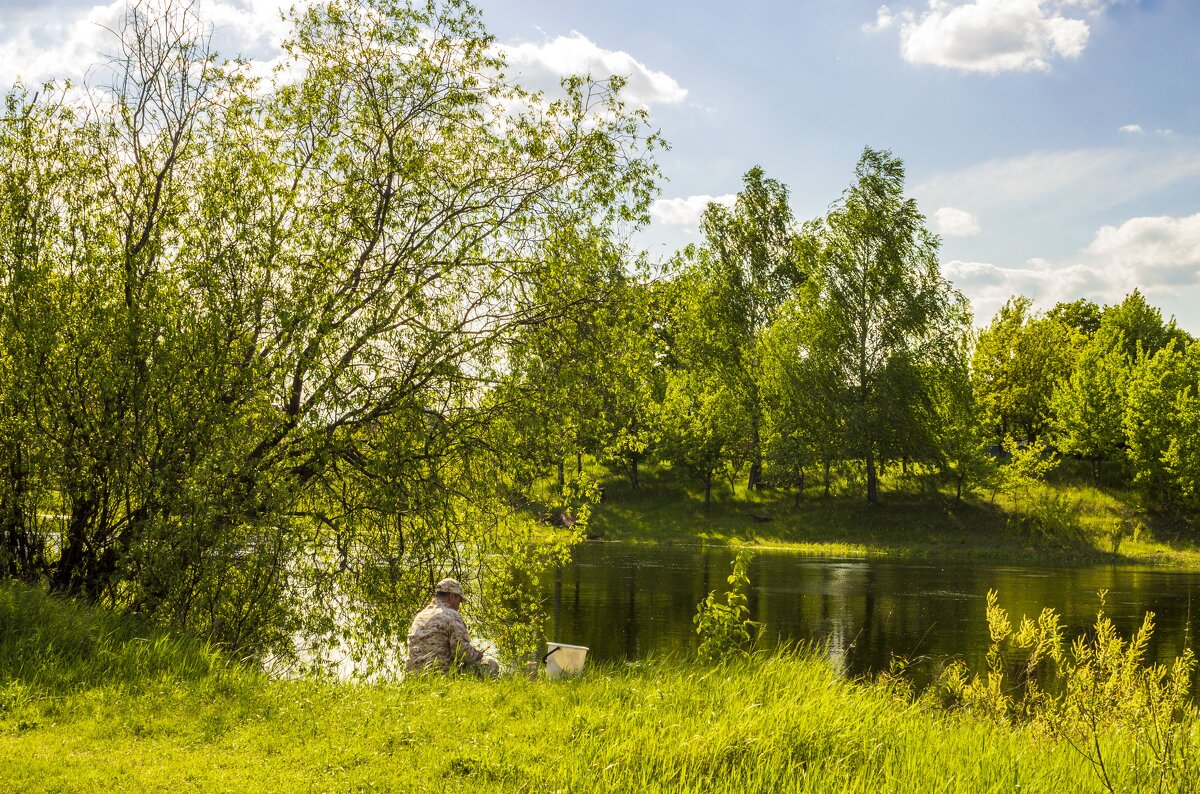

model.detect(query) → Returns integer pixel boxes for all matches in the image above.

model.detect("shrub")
[933,589,1199,793]
[693,551,762,664]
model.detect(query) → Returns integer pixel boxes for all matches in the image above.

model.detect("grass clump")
[0,581,230,694]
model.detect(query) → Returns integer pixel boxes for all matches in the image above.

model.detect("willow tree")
[802,147,969,504]
[0,0,660,660]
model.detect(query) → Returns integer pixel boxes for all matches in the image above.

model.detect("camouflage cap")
[435,578,466,599]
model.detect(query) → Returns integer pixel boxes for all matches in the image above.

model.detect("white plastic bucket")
[544,642,588,679]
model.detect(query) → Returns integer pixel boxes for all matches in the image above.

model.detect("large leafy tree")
[1050,338,1130,482]
[973,296,1077,444]
[801,147,969,505]
[1099,290,1191,360]
[930,333,995,501]
[0,0,660,657]
[659,265,751,505]
[1124,341,1200,505]
[1047,298,1102,338]
[759,295,850,502]
[680,167,804,491]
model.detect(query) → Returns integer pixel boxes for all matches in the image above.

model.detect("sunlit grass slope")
[3,581,1194,792]
[585,462,1200,567]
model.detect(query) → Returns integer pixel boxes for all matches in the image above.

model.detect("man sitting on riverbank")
[405,578,499,677]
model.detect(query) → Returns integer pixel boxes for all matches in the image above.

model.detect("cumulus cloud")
[498,32,686,108]
[1087,212,1200,286]
[944,212,1200,324]
[1119,123,1144,134]
[0,0,302,87]
[863,5,896,33]
[944,257,1114,322]
[933,206,982,236]
[898,0,1093,73]
[0,1,124,85]
[650,194,736,226]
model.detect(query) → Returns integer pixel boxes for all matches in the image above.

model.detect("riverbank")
[2,581,1192,793]
[583,464,1200,567]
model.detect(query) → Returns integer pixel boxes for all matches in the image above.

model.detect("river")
[543,542,1200,684]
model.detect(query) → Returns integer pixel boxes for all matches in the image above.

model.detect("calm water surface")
[543,542,1200,682]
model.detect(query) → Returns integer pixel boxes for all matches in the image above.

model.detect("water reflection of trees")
[545,545,1200,683]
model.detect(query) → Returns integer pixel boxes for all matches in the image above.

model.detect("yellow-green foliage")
[935,590,1199,793]
[693,550,761,664]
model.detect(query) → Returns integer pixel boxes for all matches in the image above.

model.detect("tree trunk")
[629,451,640,490]
[866,448,878,505]
[576,451,583,475]
[556,459,565,494]
[823,460,832,498]
[747,420,763,491]
[52,498,97,596]
[704,472,713,507]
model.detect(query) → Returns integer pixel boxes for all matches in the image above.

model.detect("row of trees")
[515,149,973,508]
[975,292,1199,504]
[513,166,1199,516]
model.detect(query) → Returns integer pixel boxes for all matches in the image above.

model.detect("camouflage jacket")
[405,598,484,673]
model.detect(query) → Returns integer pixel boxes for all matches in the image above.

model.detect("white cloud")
[1119,123,1144,134]
[898,0,1092,73]
[944,212,1200,324]
[863,5,896,33]
[650,194,736,226]
[933,206,981,236]
[944,258,1110,322]
[0,1,124,85]
[0,0,301,87]
[1087,213,1200,286]
[498,32,686,109]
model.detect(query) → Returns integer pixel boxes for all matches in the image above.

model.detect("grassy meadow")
[6,580,1198,793]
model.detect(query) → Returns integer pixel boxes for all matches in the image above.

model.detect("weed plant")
[930,590,1199,793]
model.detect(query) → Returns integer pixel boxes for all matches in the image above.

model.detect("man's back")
[405,598,480,673]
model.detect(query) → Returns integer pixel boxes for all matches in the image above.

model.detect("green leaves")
[802,147,970,503]
[694,550,761,665]
[0,0,661,661]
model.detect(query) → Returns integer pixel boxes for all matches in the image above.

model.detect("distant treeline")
[518,159,1198,514]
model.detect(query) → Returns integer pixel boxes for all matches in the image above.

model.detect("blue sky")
[3,0,1198,330]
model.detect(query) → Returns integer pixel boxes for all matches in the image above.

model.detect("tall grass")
[0,582,231,695]
[4,580,1198,792]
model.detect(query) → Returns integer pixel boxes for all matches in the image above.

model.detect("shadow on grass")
[585,464,1192,566]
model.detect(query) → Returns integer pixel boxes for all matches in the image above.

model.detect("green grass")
[585,462,1200,567]
[2,581,1195,792]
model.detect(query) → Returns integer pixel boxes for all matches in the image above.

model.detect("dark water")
[543,542,1200,683]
